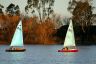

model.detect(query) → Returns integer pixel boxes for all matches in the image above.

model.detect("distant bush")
[0,15,58,44]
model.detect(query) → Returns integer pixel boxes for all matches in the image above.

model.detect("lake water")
[0,45,96,64]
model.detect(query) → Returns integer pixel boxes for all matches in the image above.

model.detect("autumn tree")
[6,3,20,16]
[68,0,93,32]
[67,0,95,44]
[24,0,56,44]
[25,0,55,22]
[0,4,4,15]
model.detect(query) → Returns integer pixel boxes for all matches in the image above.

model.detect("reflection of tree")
[6,3,20,16]
[25,0,55,22]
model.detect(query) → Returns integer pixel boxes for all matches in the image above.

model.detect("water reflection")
[8,52,25,64]
[59,52,77,64]
[10,52,25,60]
[1,45,96,64]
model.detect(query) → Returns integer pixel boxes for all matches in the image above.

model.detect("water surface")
[0,45,96,64]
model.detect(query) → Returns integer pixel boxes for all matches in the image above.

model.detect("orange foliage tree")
[34,19,56,44]
[23,17,57,44]
[0,15,20,44]
[0,14,57,44]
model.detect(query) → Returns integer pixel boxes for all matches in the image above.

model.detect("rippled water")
[0,45,96,64]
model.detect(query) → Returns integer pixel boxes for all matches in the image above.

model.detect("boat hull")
[58,49,78,52]
[6,48,26,52]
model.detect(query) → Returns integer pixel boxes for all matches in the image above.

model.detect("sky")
[0,0,96,17]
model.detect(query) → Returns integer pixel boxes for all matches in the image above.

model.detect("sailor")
[62,47,68,50]
[10,46,13,50]
[11,47,15,50]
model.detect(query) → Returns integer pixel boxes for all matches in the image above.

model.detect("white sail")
[10,20,23,46]
[64,20,75,47]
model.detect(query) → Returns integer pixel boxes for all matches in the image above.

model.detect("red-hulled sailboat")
[58,20,78,52]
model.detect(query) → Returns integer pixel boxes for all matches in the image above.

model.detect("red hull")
[58,49,78,52]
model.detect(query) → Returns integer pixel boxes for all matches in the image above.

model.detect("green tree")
[15,5,20,16]
[68,0,93,32]
[68,0,94,44]
[25,0,55,22]
[6,3,20,16]
[0,4,4,15]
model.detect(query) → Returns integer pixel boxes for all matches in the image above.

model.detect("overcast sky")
[0,0,96,17]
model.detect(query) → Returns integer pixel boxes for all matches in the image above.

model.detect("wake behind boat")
[58,20,78,52]
[6,20,26,52]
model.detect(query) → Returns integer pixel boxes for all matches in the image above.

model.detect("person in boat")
[62,47,68,50]
[10,46,13,50]
[10,46,16,50]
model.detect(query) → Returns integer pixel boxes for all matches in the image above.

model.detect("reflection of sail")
[63,52,77,63]
[10,20,23,46]
[10,52,25,62]
[64,20,75,47]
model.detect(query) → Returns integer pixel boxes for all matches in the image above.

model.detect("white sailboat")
[6,20,26,52]
[58,20,78,52]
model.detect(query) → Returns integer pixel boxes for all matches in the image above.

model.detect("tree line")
[0,0,96,44]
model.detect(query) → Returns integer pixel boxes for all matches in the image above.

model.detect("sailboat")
[58,20,78,52]
[6,20,26,52]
